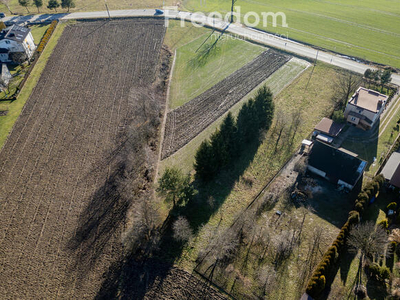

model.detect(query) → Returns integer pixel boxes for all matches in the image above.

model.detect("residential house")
[313,117,345,144]
[0,25,36,63]
[307,141,367,190]
[0,63,11,90]
[381,152,400,188]
[344,87,388,130]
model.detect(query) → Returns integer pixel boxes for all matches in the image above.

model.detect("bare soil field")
[0,19,167,299]
[161,50,291,159]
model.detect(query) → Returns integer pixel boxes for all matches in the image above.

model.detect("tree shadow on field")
[65,150,134,290]
[94,134,264,299]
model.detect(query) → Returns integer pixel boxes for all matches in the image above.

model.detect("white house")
[0,25,36,63]
[344,87,388,130]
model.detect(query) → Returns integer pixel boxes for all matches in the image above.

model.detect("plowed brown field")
[0,19,166,299]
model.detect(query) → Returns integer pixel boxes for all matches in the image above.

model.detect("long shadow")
[94,132,263,299]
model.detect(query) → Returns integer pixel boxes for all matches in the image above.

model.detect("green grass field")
[181,0,400,69]
[0,22,67,149]
[0,0,173,15]
[167,31,265,108]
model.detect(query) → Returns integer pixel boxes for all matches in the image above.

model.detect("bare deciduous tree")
[172,216,193,242]
[334,71,362,109]
[347,221,388,285]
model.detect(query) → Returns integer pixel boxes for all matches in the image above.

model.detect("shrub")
[388,202,397,211]
[355,201,364,213]
[378,219,389,229]
[380,266,390,280]
[348,210,360,224]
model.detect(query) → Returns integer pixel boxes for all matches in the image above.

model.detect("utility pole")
[105,0,111,20]
[230,0,237,23]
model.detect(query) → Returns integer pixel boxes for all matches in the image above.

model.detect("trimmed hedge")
[36,20,58,54]
[305,174,385,298]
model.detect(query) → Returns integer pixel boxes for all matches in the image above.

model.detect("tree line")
[194,85,274,181]
[17,0,75,13]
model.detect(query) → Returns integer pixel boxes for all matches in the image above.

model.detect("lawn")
[167,30,265,108]
[0,22,67,149]
[181,0,400,69]
[0,0,175,15]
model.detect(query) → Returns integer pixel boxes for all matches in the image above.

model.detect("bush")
[378,219,389,229]
[355,201,364,213]
[380,266,390,280]
[388,202,397,211]
[349,210,360,224]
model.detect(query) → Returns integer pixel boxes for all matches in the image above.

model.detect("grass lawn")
[167,30,265,108]
[181,0,400,69]
[160,62,344,277]
[0,22,67,149]
[0,0,175,15]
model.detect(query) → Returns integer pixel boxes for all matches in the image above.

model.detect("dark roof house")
[307,141,367,189]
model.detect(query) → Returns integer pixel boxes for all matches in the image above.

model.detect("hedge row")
[36,20,58,53]
[306,174,385,298]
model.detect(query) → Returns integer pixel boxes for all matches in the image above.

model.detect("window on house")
[5,41,10,44]
[358,109,363,113]
[351,117,357,122]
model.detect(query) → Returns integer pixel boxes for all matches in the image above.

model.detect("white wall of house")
[0,31,36,62]
[307,165,327,179]
[338,179,353,190]
[344,103,382,129]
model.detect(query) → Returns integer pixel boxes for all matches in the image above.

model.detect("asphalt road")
[2,8,400,86]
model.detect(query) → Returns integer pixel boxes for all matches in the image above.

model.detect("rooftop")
[0,25,30,43]
[381,152,400,180]
[308,141,366,186]
[348,87,388,113]
[314,117,345,137]
[390,165,400,189]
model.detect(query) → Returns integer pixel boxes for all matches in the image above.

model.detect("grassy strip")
[0,0,175,15]
[0,22,67,149]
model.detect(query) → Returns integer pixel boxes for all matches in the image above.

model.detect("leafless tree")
[1,0,13,14]
[334,71,362,109]
[172,216,193,242]
[273,109,288,152]
[257,265,277,296]
[347,221,388,284]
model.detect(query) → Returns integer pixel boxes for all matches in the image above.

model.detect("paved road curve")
[3,8,400,86]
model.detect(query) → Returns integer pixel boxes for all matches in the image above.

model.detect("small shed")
[313,117,345,138]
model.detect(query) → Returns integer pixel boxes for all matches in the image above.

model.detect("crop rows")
[161,50,291,159]
[0,19,166,299]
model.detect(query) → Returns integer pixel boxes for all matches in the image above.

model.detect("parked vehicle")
[0,13,6,18]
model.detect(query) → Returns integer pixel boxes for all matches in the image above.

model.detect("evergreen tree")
[61,0,74,12]
[47,0,59,12]
[254,85,274,130]
[194,140,217,181]
[18,0,30,13]
[33,0,42,12]
[219,112,237,161]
